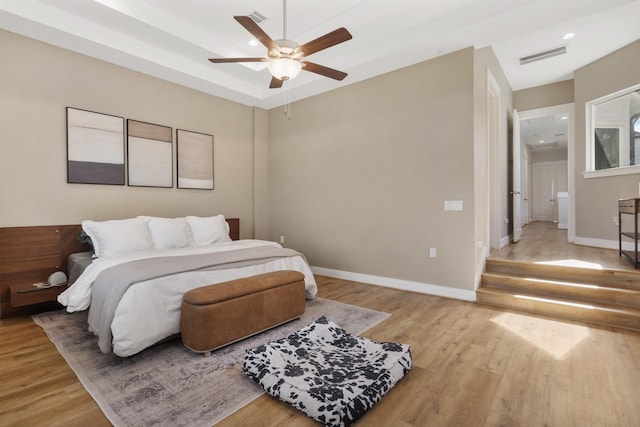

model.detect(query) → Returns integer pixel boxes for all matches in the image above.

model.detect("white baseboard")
[574,236,635,251]
[311,266,477,302]
[500,235,510,248]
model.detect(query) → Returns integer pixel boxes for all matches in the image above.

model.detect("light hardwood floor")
[489,220,635,271]
[2,227,640,426]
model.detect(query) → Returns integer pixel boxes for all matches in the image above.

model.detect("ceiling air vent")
[248,11,267,24]
[519,46,567,65]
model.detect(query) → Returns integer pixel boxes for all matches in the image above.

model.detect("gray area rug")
[32,298,390,427]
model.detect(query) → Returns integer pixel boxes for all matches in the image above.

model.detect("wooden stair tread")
[485,258,640,291]
[477,287,640,315]
[479,258,640,331]
[481,272,640,309]
[477,287,640,331]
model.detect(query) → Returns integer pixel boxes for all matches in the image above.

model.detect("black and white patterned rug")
[32,298,390,427]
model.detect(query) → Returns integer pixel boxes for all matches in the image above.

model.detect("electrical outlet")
[613,216,619,226]
[280,235,285,244]
[429,247,436,258]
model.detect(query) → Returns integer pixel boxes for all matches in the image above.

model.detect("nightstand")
[9,283,68,308]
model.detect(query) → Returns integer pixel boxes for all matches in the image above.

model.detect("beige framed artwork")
[127,119,173,188]
[177,129,214,190]
[66,107,125,185]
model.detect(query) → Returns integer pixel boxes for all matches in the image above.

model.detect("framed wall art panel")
[127,119,173,188]
[67,107,125,185]
[177,129,214,190]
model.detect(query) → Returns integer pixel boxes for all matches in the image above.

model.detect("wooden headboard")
[0,218,239,318]
[227,218,240,241]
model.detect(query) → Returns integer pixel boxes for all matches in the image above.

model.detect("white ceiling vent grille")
[248,11,267,24]
[519,46,567,65]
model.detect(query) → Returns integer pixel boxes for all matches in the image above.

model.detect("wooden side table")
[9,283,68,308]
[619,197,640,268]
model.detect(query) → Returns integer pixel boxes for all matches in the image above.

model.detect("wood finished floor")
[2,225,640,426]
[489,220,636,271]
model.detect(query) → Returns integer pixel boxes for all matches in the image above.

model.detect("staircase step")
[476,287,640,331]
[485,258,640,291]
[481,272,640,309]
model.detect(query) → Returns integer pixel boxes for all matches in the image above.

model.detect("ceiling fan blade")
[269,76,284,89]
[297,28,352,57]
[302,61,348,81]
[208,57,267,63]
[234,16,278,52]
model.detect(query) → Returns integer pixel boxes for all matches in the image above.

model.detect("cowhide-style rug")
[32,298,390,427]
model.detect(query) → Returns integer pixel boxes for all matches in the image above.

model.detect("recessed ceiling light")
[539,140,545,143]
[562,33,575,40]
[561,115,568,120]
[248,39,259,47]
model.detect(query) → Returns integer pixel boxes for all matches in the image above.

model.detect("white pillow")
[138,216,193,249]
[82,218,154,258]
[186,215,231,246]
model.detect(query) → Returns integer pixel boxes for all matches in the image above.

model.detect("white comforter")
[58,239,317,357]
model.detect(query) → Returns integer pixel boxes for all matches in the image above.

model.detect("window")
[632,113,640,165]
[594,127,620,170]
[586,84,640,176]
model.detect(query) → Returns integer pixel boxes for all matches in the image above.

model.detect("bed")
[57,215,317,357]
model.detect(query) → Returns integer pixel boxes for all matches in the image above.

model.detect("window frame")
[584,83,640,179]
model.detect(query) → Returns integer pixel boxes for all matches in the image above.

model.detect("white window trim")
[585,82,640,177]
[583,164,640,179]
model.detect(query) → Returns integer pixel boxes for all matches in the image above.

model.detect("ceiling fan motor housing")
[270,39,301,59]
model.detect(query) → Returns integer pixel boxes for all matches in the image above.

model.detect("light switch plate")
[444,200,463,211]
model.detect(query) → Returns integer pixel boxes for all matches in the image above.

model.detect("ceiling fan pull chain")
[284,85,292,120]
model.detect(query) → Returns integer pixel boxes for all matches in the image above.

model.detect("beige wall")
[253,108,269,239]
[514,80,574,112]
[0,30,260,238]
[1,27,517,295]
[574,39,640,242]
[268,48,479,292]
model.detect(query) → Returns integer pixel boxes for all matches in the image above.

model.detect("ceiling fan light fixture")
[268,57,302,81]
[209,2,351,89]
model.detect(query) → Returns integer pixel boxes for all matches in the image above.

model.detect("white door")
[531,162,567,221]
[532,165,554,221]
[512,109,522,242]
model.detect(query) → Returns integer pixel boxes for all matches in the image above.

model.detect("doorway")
[515,103,574,241]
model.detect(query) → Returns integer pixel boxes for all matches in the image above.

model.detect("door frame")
[487,71,502,250]
[517,103,575,242]
[512,109,522,242]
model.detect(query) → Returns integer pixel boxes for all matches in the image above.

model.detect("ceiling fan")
[209,0,352,89]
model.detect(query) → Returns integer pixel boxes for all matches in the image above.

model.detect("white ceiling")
[0,0,639,110]
[521,113,569,152]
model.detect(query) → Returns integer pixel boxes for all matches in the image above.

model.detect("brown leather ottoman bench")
[180,270,306,356]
